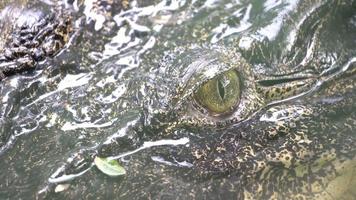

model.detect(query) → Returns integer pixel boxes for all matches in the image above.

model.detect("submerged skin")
[0,0,355,199]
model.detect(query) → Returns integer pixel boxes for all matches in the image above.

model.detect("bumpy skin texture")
[50,1,356,199]
[0,14,71,79]
[92,1,355,199]
[0,0,129,80]
[104,49,355,200]
[0,0,355,199]
[0,1,73,80]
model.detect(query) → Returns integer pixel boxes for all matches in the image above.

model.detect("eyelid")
[173,54,235,107]
[172,47,265,124]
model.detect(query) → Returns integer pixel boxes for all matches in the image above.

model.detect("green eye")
[194,69,241,115]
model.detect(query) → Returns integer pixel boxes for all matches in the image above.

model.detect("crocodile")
[43,1,355,199]
[0,0,355,200]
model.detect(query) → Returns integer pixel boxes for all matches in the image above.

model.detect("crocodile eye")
[194,69,241,115]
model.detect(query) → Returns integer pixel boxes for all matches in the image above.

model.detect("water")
[0,0,355,199]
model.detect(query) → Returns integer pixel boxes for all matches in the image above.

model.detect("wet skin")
[0,0,355,199]
[51,1,355,199]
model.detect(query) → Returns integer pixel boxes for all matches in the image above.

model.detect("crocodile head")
[46,1,355,199]
[0,0,355,199]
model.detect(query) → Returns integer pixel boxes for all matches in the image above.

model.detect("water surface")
[0,0,355,199]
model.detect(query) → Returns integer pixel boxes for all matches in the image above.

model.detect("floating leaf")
[94,157,126,177]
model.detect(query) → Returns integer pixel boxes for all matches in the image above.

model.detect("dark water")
[0,0,355,199]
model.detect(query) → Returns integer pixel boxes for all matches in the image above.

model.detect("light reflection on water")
[0,0,355,199]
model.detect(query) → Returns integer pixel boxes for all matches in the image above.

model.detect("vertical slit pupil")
[217,79,225,100]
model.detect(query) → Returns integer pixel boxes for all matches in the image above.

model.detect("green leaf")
[94,157,126,177]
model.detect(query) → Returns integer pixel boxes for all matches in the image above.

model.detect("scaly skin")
[50,1,355,198]
[0,1,73,80]
[0,0,355,199]
[0,0,130,80]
